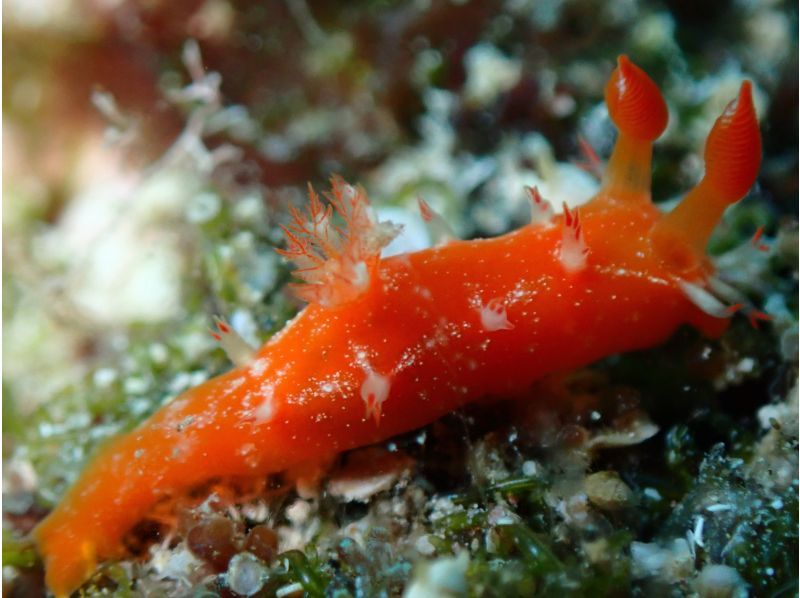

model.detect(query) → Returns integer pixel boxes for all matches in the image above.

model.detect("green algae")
[2,531,37,569]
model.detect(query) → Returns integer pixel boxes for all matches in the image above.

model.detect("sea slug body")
[33,56,762,596]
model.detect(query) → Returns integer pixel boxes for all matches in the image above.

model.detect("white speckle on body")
[176,416,195,432]
[225,377,246,395]
[237,443,259,469]
[254,383,275,423]
[250,358,271,377]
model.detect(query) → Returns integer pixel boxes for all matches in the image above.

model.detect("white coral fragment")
[404,551,470,598]
[694,564,748,598]
[630,538,694,581]
[463,43,522,107]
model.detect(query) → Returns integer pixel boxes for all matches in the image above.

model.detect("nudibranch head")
[582,56,760,327]
[274,57,762,331]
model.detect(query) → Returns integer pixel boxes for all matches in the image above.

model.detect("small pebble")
[186,515,239,572]
[93,368,118,388]
[405,551,469,598]
[187,191,221,224]
[415,534,436,556]
[585,471,634,511]
[244,525,278,563]
[694,564,748,598]
[227,552,267,596]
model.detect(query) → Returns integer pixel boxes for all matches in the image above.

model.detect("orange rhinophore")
[33,56,762,596]
[654,80,762,254]
[600,55,669,203]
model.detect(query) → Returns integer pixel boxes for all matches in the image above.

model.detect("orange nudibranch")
[33,56,761,596]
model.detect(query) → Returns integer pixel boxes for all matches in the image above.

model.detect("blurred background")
[3,0,798,595]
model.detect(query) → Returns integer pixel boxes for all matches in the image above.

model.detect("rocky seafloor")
[3,0,798,596]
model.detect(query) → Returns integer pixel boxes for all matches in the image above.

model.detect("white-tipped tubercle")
[360,367,391,426]
[526,186,555,226]
[559,203,588,273]
[479,299,514,332]
[704,276,773,329]
[417,196,457,245]
[679,276,773,329]
[676,281,729,319]
[573,136,604,180]
[211,316,257,367]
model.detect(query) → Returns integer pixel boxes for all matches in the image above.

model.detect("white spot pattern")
[253,382,275,423]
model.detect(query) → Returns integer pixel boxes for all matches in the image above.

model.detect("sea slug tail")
[654,82,761,255]
[277,176,401,308]
[596,55,668,204]
[35,527,96,598]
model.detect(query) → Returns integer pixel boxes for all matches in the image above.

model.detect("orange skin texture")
[32,56,760,596]
[33,201,723,595]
